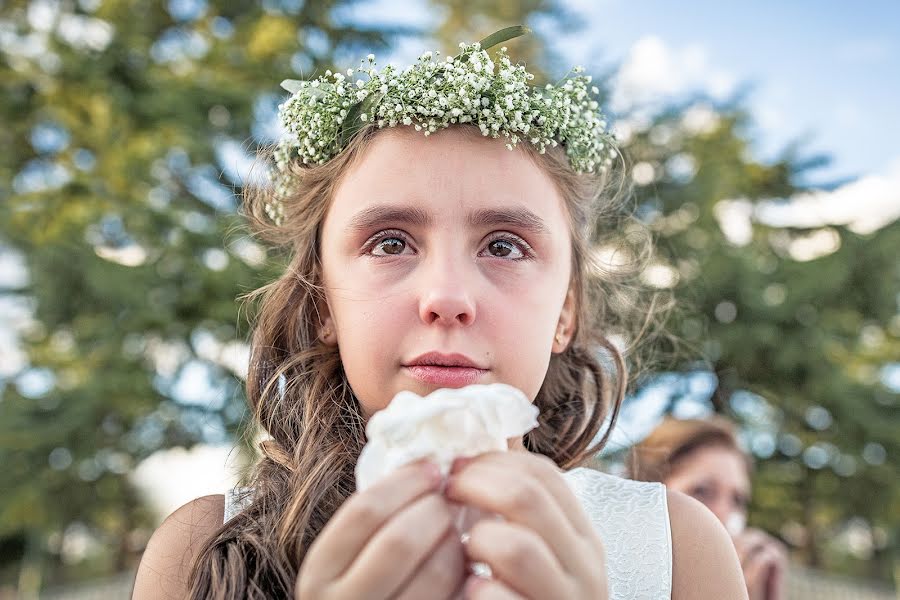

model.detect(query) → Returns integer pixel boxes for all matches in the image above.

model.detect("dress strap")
[223,486,254,523]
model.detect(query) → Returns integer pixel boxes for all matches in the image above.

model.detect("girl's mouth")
[402,365,488,387]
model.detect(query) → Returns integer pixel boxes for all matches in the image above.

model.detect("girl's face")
[663,445,752,535]
[319,126,577,417]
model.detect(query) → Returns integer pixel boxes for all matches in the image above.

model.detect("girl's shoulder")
[665,489,749,599]
[133,494,225,599]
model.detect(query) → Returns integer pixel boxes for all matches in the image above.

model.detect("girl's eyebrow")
[347,204,550,236]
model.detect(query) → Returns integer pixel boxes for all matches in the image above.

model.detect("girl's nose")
[417,256,477,327]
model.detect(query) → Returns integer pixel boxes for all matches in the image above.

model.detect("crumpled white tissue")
[355,383,539,490]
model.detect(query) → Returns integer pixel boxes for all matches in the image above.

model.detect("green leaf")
[281,79,305,93]
[337,90,385,148]
[477,25,532,52]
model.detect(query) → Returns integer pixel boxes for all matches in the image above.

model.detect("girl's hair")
[188,123,668,598]
[626,416,753,483]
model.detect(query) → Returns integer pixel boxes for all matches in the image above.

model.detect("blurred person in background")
[627,416,788,600]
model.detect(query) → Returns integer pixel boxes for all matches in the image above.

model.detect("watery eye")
[488,240,512,257]
[374,237,406,255]
[486,239,524,259]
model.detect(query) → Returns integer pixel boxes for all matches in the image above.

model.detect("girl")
[132,31,747,599]
[629,417,788,600]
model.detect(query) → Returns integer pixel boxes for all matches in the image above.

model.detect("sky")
[3,0,899,519]
[557,0,900,185]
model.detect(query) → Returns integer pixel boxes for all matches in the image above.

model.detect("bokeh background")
[1,0,898,597]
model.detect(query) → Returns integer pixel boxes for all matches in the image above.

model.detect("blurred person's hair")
[626,415,753,483]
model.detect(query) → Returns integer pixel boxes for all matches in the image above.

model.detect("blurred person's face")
[663,444,751,535]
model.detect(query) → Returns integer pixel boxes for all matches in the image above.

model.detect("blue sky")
[557,0,900,185]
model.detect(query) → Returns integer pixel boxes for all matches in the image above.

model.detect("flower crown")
[267,26,618,225]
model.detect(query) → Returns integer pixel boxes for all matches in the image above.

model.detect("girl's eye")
[366,230,412,257]
[481,234,532,260]
[486,239,517,258]
[365,231,532,259]
[374,237,406,255]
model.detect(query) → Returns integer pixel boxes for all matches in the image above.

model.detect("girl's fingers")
[302,460,441,583]
[336,492,455,598]
[394,530,467,600]
[464,519,570,599]
[453,452,593,534]
[446,462,587,569]
[464,576,526,600]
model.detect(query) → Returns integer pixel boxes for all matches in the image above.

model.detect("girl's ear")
[552,287,577,353]
[316,299,338,346]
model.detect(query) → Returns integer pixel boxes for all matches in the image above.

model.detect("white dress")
[224,467,673,599]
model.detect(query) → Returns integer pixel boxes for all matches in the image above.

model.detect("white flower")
[355,383,539,490]
[270,40,618,212]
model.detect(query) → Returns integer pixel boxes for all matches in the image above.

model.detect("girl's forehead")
[329,127,568,226]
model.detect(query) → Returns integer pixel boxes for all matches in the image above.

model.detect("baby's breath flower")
[270,33,618,222]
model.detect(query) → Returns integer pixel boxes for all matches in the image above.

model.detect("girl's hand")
[732,528,788,600]
[295,460,467,600]
[446,451,608,600]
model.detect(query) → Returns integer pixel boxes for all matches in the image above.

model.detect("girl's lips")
[403,365,488,387]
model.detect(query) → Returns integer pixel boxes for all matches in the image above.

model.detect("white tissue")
[355,383,539,491]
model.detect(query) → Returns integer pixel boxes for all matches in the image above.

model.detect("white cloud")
[611,36,737,112]
[756,156,900,234]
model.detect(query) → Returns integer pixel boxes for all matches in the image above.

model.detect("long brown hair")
[188,123,665,598]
